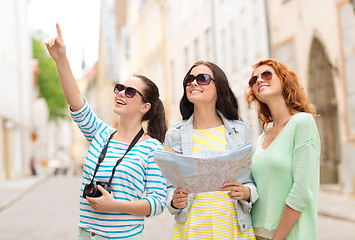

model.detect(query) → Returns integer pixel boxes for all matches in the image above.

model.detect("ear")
[140,102,151,114]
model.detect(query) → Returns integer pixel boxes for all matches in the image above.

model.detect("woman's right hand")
[44,23,66,62]
[171,187,189,209]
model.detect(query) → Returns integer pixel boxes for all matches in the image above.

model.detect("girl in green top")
[245,59,321,240]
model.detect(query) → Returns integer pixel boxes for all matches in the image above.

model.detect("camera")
[83,181,111,198]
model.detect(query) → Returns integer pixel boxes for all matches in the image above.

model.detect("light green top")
[251,113,321,240]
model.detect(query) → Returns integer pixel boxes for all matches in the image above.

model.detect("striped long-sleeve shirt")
[70,100,167,239]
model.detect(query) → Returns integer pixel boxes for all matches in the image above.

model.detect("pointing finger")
[56,23,63,40]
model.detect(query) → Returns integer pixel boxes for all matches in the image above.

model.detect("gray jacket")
[165,111,258,232]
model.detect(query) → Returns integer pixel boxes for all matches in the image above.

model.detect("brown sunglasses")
[249,70,274,87]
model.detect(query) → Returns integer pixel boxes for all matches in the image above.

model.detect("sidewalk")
[318,184,355,223]
[0,175,48,212]
[1,176,355,223]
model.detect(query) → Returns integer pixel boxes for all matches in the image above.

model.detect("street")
[0,175,174,240]
[0,176,354,239]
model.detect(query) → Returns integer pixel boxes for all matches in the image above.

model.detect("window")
[169,60,176,103]
[340,2,355,137]
[221,29,227,68]
[230,20,237,73]
[184,46,189,71]
[274,40,296,71]
[194,38,199,62]
[205,29,211,61]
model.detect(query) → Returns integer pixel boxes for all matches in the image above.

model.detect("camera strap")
[90,129,117,183]
[107,128,144,186]
[89,128,144,186]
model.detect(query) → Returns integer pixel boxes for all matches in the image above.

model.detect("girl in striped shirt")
[45,24,167,240]
[165,61,258,239]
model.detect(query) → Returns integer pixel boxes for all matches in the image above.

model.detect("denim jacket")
[164,111,258,232]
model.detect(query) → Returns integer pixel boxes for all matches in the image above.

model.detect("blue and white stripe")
[70,100,167,239]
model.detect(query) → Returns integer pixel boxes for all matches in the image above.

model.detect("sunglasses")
[184,73,215,86]
[249,70,274,87]
[113,83,148,102]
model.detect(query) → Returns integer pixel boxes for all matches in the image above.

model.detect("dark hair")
[134,74,167,143]
[245,58,317,132]
[180,61,241,120]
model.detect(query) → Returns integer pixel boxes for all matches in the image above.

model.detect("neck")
[193,104,223,129]
[115,117,143,141]
[266,98,292,128]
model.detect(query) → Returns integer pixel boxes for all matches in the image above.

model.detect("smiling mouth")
[116,99,126,105]
[190,90,202,94]
[258,85,269,92]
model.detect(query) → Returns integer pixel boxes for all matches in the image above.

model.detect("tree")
[32,31,67,119]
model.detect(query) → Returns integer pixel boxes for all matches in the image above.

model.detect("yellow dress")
[173,125,255,240]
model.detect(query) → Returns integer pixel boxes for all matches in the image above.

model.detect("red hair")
[245,59,317,132]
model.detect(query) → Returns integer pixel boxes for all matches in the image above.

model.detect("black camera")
[83,181,111,198]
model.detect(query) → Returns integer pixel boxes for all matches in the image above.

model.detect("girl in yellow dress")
[165,61,258,239]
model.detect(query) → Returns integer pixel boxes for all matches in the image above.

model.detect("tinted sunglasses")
[249,70,274,87]
[184,73,215,86]
[113,83,148,102]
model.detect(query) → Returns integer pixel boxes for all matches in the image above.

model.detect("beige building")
[0,0,34,180]
[112,0,270,142]
[99,0,355,194]
[267,0,355,193]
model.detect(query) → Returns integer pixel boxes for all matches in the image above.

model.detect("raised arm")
[44,23,84,111]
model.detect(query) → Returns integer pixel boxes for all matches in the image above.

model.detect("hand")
[171,187,189,209]
[220,181,250,201]
[86,185,117,212]
[44,23,66,62]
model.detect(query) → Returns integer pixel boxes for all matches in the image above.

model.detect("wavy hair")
[180,61,241,121]
[245,59,317,132]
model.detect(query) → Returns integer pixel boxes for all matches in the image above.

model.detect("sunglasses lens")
[125,87,137,98]
[261,71,273,80]
[196,74,211,85]
[249,76,257,87]
[119,84,126,91]
[114,84,124,93]
[184,75,194,86]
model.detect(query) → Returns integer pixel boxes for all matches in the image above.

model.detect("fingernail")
[219,188,222,191]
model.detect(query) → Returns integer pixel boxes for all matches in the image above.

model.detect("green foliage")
[32,31,67,119]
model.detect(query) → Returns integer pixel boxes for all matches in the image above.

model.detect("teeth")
[259,86,268,91]
[116,100,125,105]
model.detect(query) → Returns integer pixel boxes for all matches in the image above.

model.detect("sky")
[28,0,101,78]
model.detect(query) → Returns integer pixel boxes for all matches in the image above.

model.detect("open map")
[154,144,252,193]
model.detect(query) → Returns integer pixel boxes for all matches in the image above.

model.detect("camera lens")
[83,182,99,198]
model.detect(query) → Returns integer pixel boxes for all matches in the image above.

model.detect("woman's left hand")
[220,181,250,201]
[86,185,118,212]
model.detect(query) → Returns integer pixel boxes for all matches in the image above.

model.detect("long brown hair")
[180,61,241,121]
[245,59,317,132]
[134,74,167,143]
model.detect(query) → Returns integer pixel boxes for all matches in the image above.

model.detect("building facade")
[267,0,355,193]
[0,0,34,180]
[111,0,270,143]
[99,0,355,194]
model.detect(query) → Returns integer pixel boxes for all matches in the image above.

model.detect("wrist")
[55,55,68,65]
[171,200,179,209]
[242,186,251,200]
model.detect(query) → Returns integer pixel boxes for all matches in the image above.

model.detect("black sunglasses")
[184,73,215,86]
[113,84,148,102]
[249,70,274,87]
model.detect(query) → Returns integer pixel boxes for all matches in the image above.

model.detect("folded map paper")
[154,143,252,193]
